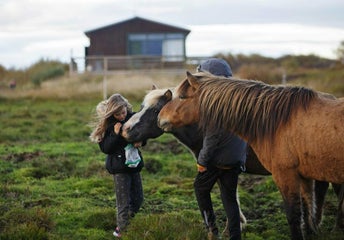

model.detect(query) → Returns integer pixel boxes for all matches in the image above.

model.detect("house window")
[128,33,184,60]
[163,39,184,61]
[128,34,163,55]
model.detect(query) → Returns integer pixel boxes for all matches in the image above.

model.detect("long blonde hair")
[89,94,132,142]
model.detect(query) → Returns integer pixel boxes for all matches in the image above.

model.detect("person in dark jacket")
[195,58,247,240]
[90,93,144,238]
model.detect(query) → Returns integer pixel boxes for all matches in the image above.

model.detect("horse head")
[121,86,172,142]
[158,71,202,132]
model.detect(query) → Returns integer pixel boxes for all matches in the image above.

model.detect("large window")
[128,33,185,60]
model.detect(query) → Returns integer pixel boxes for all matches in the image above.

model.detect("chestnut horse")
[157,72,344,240]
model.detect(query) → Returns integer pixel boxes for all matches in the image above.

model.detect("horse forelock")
[197,77,317,142]
[125,89,165,131]
[126,89,170,129]
[143,89,170,107]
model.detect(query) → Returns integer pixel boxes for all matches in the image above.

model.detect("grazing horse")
[157,72,344,240]
[122,85,343,237]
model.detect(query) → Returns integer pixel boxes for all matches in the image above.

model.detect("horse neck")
[171,124,203,158]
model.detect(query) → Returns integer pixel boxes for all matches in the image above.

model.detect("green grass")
[0,97,342,239]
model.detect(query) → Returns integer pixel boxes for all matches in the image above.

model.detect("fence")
[69,55,210,99]
[69,55,210,75]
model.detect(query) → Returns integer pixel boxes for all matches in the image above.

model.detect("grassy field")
[0,69,343,239]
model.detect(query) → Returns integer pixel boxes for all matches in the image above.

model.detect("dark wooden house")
[84,17,190,70]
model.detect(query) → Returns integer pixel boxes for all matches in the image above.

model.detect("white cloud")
[186,24,344,59]
[1,0,344,68]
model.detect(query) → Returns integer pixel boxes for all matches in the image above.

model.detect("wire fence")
[69,55,210,99]
[69,55,210,75]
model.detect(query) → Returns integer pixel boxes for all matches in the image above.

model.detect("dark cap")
[197,58,232,77]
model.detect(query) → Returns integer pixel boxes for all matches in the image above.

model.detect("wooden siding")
[85,17,190,57]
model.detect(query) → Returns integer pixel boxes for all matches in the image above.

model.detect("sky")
[1,0,344,69]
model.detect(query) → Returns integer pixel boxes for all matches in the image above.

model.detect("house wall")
[85,18,190,57]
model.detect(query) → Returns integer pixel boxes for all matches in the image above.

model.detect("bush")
[236,64,284,84]
[28,59,68,87]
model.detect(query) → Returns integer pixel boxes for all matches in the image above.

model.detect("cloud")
[186,24,344,59]
[1,0,344,68]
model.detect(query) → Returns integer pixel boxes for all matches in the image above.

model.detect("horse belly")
[298,147,344,183]
[289,102,344,183]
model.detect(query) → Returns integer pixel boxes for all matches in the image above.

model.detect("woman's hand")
[114,123,122,134]
[197,164,207,173]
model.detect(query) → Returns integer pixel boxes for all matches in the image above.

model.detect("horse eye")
[179,95,185,100]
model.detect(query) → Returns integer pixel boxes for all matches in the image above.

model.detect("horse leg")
[273,170,303,240]
[313,181,329,227]
[332,183,344,231]
[300,179,318,236]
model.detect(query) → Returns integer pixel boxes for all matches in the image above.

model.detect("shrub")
[236,64,284,84]
[28,59,68,87]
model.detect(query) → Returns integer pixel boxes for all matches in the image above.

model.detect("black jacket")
[198,129,247,169]
[99,112,144,174]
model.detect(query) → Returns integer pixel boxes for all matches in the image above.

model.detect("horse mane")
[194,73,317,142]
[143,89,169,107]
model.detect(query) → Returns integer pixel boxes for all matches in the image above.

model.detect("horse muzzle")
[157,119,173,132]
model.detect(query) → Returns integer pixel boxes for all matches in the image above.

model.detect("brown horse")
[158,72,344,240]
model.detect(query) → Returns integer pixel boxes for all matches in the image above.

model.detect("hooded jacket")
[197,58,246,169]
[198,129,246,169]
[99,112,144,174]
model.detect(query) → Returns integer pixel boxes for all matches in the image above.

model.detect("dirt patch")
[239,174,267,192]
[5,151,43,163]
[143,139,185,155]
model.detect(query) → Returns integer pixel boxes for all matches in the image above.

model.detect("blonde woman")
[90,93,145,238]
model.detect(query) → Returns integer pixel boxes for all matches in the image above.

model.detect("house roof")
[84,16,191,37]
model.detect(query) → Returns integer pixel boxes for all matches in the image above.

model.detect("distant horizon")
[1,0,344,69]
[2,22,343,70]
[2,52,338,72]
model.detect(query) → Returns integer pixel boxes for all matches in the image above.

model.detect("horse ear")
[152,84,158,90]
[186,71,199,87]
[164,89,172,101]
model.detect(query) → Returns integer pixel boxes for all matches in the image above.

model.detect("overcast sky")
[1,0,344,69]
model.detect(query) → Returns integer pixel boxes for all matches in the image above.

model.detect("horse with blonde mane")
[158,71,344,240]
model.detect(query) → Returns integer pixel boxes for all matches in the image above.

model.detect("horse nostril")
[158,119,169,131]
[157,118,163,128]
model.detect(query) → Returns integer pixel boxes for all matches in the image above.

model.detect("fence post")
[103,57,108,100]
[69,57,74,77]
[281,69,287,85]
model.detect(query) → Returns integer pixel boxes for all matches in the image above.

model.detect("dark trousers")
[194,167,241,240]
[113,172,143,230]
